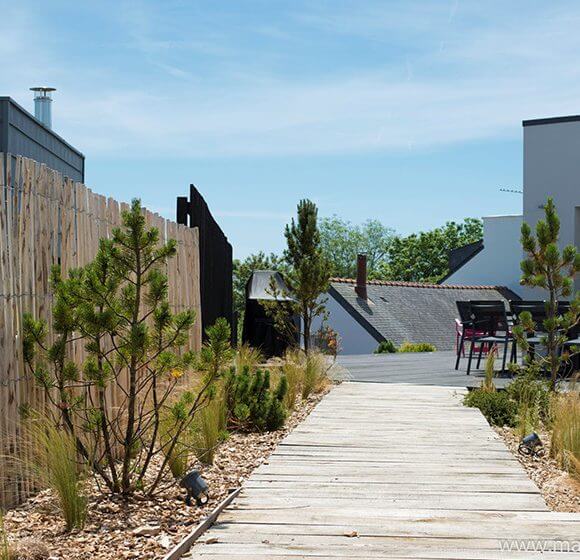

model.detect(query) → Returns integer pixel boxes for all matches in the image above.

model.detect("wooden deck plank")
[184,383,580,559]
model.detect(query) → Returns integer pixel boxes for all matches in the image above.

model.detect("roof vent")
[30,87,56,129]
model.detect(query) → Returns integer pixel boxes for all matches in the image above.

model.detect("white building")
[445,114,580,291]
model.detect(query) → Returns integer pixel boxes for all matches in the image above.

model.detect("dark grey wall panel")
[0,97,84,182]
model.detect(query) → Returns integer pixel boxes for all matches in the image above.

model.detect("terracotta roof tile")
[330,277,509,290]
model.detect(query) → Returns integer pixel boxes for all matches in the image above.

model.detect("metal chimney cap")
[30,86,56,92]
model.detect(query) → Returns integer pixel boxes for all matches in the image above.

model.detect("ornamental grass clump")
[21,415,87,531]
[280,349,305,410]
[506,364,551,439]
[550,392,580,481]
[234,344,264,374]
[0,513,10,560]
[481,350,496,393]
[192,393,228,465]
[302,351,329,399]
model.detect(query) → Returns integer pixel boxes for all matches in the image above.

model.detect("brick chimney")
[355,253,367,299]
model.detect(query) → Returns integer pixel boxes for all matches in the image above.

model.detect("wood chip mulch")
[3,387,332,560]
[494,426,580,512]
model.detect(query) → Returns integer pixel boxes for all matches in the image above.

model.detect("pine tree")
[265,199,330,352]
[515,197,580,389]
[23,199,221,496]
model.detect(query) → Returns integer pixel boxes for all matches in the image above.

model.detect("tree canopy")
[378,218,483,283]
[319,216,395,279]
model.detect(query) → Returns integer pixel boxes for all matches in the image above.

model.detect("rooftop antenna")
[499,187,523,194]
[30,87,56,129]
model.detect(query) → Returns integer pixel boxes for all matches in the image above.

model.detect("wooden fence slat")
[0,153,202,508]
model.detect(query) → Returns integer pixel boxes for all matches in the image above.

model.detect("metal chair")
[454,301,488,370]
[466,301,513,375]
[509,300,547,362]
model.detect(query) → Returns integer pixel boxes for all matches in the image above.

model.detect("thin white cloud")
[3,1,580,159]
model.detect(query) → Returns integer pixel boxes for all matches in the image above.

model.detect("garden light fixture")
[181,469,209,506]
[518,432,543,456]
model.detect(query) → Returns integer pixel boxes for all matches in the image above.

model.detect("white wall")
[524,120,580,291]
[311,293,379,355]
[443,215,522,293]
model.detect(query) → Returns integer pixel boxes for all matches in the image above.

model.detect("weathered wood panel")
[0,154,202,508]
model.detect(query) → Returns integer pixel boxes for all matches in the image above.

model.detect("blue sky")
[2,1,580,258]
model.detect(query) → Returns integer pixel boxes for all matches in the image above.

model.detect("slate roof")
[329,278,519,351]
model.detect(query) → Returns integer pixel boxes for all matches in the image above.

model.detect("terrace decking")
[337,350,516,388]
[183,383,580,559]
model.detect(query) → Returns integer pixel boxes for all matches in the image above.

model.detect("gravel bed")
[494,426,580,512]
[3,388,332,560]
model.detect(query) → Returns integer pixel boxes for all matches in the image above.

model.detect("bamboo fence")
[0,154,202,508]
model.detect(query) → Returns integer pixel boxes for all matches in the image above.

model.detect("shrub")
[302,351,329,399]
[463,390,517,427]
[23,415,87,531]
[375,340,397,354]
[550,393,580,481]
[224,367,288,431]
[398,342,436,353]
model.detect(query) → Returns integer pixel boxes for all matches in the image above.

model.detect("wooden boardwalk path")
[184,383,580,559]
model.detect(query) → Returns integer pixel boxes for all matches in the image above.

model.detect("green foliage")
[198,318,235,380]
[398,342,436,353]
[515,197,580,389]
[23,415,87,531]
[265,200,330,352]
[318,216,395,279]
[192,394,228,465]
[464,390,517,427]
[506,365,551,438]
[224,366,288,431]
[550,392,580,481]
[466,363,551,433]
[374,340,397,354]
[232,252,287,339]
[22,199,210,497]
[159,411,192,479]
[378,219,483,282]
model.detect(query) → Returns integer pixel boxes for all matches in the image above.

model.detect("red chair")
[455,301,490,370]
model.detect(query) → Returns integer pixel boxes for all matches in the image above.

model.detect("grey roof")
[330,279,519,351]
[440,240,484,282]
[246,270,293,301]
